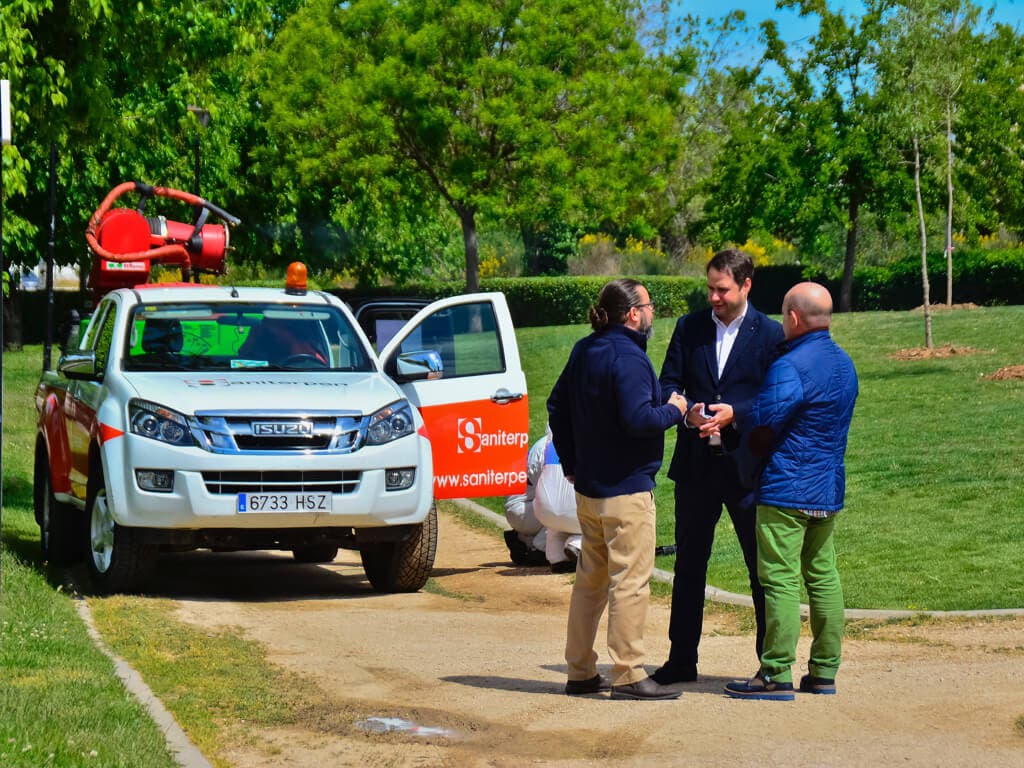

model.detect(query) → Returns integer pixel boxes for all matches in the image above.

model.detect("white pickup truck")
[33,280,529,593]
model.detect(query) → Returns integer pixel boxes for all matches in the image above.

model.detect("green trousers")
[756,504,844,683]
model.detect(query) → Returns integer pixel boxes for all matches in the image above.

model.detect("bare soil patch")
[890,343,985,360]
[984,365,1024,381]
[166,510,1024,768]
[909,302,982,312]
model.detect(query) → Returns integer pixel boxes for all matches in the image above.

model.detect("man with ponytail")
[547,279,688,701]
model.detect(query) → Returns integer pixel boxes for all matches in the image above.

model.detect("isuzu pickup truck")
[33,279,528,593]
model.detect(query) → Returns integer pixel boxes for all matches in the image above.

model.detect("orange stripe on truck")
[99,423,125,443]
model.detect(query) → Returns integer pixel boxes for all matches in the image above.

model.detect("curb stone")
[73,598,213,768]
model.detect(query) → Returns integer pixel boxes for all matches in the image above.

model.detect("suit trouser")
[565,491,655,687]
[756,504,843,682]
[668,460,765,669]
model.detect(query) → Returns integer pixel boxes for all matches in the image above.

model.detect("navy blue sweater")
[547,324,684,499]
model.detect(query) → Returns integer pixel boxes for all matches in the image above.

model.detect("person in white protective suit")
[533,436,583,573]
[504,436,550,567]
[504,429,582,573]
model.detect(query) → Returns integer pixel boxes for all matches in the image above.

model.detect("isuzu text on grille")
[252,421,314,435]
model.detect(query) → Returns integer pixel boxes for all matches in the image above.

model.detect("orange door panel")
[420,396,530,499]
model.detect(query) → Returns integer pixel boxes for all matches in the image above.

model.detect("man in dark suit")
[653,249,785,685]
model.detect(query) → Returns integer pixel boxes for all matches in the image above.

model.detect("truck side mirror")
[59,351,100,381]
[393,350,443,382]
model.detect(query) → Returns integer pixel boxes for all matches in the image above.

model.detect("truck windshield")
[123,302,374,372]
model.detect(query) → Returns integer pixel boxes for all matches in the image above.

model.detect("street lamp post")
[186,105,210,196]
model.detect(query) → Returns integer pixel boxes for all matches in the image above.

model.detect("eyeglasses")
[633,302,655,311]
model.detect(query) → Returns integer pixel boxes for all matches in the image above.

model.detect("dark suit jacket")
[658,305,784,486]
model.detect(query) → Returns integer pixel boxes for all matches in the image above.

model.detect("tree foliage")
[257,0,685,290]
[2,0,1023,299]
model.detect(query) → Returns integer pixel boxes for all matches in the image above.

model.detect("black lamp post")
[186,105,210,196]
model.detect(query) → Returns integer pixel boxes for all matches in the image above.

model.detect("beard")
[639,316,654,339]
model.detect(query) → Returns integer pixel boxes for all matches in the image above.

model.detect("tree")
[699,2,898,312]
[928,2,980,305]
[257,0,684,291]
[871,0,981,344]
[2,1,305,280]
[656,11,755,260]
[956,21,1024,238]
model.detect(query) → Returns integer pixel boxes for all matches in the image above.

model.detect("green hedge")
[851,248,1024,310]
[754,248,1024,313]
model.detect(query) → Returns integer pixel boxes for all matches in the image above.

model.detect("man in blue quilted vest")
[725,282,859,701]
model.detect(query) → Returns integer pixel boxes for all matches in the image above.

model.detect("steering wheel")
[279,353,328,369]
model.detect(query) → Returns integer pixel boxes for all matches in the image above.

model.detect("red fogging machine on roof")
[85,181,241,294]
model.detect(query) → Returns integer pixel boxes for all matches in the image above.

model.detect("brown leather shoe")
[610,676,682,700]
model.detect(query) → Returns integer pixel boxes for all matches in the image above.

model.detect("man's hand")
[668,391,689,417]
[699,402,734,438]
[685,402,705,428]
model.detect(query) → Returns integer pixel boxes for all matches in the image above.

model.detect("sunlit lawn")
[505,305,1024,611]
[1,348,178,768]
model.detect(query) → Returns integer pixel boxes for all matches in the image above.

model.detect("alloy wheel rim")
[90,489,115,572]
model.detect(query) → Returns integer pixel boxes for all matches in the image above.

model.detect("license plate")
[237,492,332,513]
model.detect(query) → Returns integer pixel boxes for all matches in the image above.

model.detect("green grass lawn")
[1,347,179,767]
[509,305,1024,611]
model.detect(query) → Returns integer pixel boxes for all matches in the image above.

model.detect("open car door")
[379,293,529,499]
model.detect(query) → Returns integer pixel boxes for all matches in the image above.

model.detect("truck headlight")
[364,401,415,445]
[129,399,194,447]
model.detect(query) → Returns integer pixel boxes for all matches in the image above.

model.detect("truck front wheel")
[359,503,437,593]
[86,478,156,594]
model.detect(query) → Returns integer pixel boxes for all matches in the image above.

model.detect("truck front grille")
[189,410,364,454]
[202,470,361,495]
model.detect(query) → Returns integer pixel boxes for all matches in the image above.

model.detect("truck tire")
[359,503,438,593]
[292,544,339,563]
[86,476,156,594]
[34,452,81,566]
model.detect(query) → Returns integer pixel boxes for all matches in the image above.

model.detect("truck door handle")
[491,388,523,405]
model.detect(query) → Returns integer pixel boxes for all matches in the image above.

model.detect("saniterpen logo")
[456,417,528,454]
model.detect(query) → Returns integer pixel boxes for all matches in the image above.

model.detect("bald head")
[782,282,833,340]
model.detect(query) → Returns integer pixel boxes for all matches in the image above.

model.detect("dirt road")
[166,510,1024,768]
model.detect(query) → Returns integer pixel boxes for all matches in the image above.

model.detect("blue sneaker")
[724,672,795,701]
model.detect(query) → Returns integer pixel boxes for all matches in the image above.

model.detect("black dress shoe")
[610,676,682,700]
[565,674,611,695]
[651,662,698,685]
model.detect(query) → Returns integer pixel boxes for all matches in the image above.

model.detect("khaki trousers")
[565,491,655,686]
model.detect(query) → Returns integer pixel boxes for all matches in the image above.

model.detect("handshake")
[667,392,736,443]
[667,391,688,416]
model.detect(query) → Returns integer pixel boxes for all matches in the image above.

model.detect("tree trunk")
[839,195,859,313]
[914,136,933,350]
[458,206,480,294]
[3,290,24,351]
[945,97,954,306]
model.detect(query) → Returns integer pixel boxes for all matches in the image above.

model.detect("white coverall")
[504,433,581,565]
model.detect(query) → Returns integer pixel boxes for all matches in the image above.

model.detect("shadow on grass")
[861,365,949,382]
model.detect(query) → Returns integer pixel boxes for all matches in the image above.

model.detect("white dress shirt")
[711,303,748,378]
